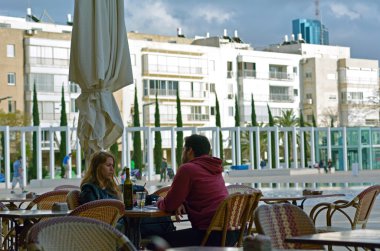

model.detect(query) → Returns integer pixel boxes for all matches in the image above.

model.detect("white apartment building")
[267,41,379,126]
[122,32,301,153]
[2,13,378,158]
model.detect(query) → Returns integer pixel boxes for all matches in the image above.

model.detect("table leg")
[125,217,142,249]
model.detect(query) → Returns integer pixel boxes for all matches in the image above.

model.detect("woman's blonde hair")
[81,151,121,196]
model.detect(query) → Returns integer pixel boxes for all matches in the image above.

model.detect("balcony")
[269,93,294,103]
[269,71,293,80]
[144,64,204,77]
[144,89,208,100]
[238,70,256,78]
[28,57,69,67]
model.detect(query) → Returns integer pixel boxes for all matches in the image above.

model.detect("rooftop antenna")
[315,0,324,44]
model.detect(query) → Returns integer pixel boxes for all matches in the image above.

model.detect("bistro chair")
[66,190,81,210]
[3,190,70,250]
[226,184,259,195]
[226,184,262,235]
[25,190,70,210]
[26,216,137,251]
[53,184,80,191]
[201,193,258,247]
[310,184,380,231]
[68,199,125,226]
[254,203,323,250]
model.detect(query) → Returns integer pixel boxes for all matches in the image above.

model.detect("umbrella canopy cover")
[69,0,133,153]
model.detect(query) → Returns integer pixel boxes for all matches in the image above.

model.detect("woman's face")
[99,157,115,181]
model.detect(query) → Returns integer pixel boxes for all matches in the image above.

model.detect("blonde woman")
[79,151,121,205]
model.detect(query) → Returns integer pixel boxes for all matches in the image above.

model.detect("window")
[228,106,234,116]
[71,98,78,113]
[211,107,215,116]
[293,67,297,74]
[7,72,16,85]
[7,44,15,57]
[293,89,298,96]
[227,61,233,78]
[305,72,312,78]
[306,93,313,99]
[210,83,216,93]
[8,100,16,113]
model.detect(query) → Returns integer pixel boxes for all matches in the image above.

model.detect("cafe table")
[0,195,34,209]
[124,205,171,248]
[0,209,70,251]
[260,193,345,209]
[285,229,380,250]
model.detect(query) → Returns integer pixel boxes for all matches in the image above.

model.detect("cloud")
[193,6,234,24]
[125,0,186,35]
[329,2,360,20]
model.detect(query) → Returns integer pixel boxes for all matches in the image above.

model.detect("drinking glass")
[136,191,146,209]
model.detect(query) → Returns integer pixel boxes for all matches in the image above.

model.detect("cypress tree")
[299,111,308,167]
[176,89,183,169]
[234,95,241,163]
[29,83,40,181]
[312,113,317,127]
[132,87,142,177]
[110,143,119,174]
[215,94,223,160]
[267,104,276,169]
[153,93,162,174]
[251,94,258,168]
[60,85,68,178]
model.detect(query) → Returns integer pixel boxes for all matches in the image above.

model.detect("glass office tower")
[292,19,329,45]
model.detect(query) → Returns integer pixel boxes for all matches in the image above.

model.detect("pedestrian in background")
[11,156,26,193]
[160,157,168,183]
[62,153,72,178]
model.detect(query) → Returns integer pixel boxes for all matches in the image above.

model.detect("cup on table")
[136,191,146,209]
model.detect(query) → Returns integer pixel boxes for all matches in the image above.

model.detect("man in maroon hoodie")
[157,134,238,247]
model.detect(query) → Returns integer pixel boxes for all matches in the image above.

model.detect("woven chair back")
[254,203,323,250]
[152,186,171,198]
[226,184,260,195]
[66,190,81,210]
[201,193,257,247]
[26,216,137,251]
[69,199,125,226]
[26,190,70,210]
[354,185,380,226]
[54,185,80,191]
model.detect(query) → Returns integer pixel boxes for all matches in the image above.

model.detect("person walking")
[319,159,327,173]
[11,156,26,193]
[62,153,72,178]
[327,159,333,173]
[160,157,168,183]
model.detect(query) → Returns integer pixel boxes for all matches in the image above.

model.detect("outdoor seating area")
[0,183,379,250]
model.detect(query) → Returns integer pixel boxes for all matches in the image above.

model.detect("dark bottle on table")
[123,167,134,210]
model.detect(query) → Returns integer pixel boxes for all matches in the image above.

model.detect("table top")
[166,247,242,251]
[285,229,380,249]
[0,196,34,203]
[124,205,171,218]
[261,193,345,202]
[0,209,70,219]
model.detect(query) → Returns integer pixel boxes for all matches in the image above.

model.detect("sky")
[1,0,380,62]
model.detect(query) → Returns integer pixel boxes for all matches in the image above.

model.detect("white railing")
[1,125,378,188]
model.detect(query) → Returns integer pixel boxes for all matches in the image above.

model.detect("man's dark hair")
[184,134,211,157]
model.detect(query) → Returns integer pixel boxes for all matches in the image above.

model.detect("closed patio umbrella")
[69,0,133,157]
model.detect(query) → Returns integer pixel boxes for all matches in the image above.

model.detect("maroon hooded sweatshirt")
[157,155,227,230]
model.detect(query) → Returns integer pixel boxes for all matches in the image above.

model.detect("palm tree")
[276,109,298,167]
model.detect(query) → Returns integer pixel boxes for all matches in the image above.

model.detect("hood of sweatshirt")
[188,155,223,175]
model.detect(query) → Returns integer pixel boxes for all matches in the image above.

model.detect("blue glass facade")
[292,19,329,45]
